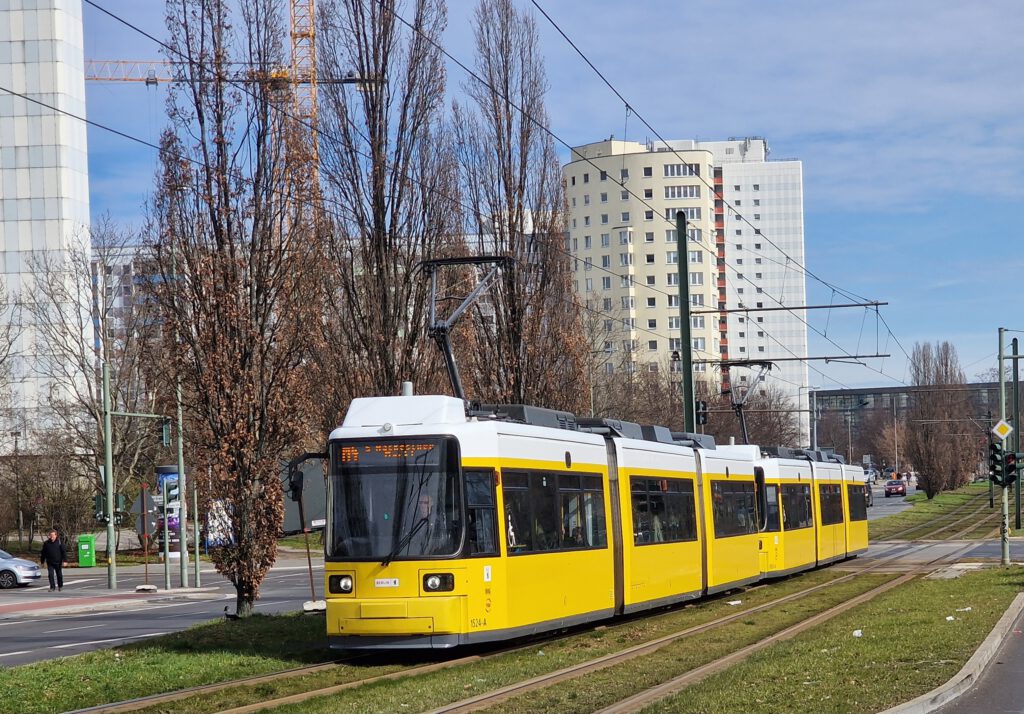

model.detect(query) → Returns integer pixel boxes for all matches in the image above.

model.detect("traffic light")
[93,494,104,522]
[990,442,1005,486]
[160,420,171,447]
[695,400,709,425]
[287,469,304,502]
[1005,451,1019,487]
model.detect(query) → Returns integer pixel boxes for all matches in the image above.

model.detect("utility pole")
[1014,338,1020,530]
[176,379,188,588]
[11,432,21,548]
[102,362,117,588]
[811,390,818,450]
[999,327,1009,566]
[675,211,695,432]
[893,398,900,474]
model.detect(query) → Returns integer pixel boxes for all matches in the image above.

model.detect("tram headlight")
[422,573,454,592]
[329,574,354,594]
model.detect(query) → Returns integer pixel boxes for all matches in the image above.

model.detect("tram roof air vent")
[470,403,579,431]
[670,432,717,450]
[577,417,645,440]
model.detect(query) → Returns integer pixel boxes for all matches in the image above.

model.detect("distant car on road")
[0,549,42,588]
[884,479,907,497]
[864,467,879,482]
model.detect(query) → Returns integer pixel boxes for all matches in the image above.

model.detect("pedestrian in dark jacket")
[39,529,68,592]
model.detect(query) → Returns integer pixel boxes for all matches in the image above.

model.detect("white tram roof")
[331,395,606,463]
[337,395,469,430]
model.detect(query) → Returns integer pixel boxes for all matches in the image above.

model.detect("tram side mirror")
[288,469,304,502]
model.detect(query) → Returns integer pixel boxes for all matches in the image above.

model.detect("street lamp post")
[11,431,21,547]
[798,386,821,449]
[846,400,870,464]
[892,398,900,474]
[847,413,854,464]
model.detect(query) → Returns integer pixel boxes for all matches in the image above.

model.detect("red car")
[884,479,907,497]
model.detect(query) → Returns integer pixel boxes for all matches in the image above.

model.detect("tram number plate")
[470,618,487,628]
[375,578,400,588]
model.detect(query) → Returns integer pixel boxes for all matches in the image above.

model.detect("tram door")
[754,467,780,574]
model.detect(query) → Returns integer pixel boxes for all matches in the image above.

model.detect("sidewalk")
[0,556,319,619]
[0,587,223,618]
[0,561,226,619]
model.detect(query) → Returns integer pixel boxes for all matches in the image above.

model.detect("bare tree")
[814,409,847,457]
[904,342,975,498]
[25,218,162,531]
[700,383,800,448]
[453,0,586,411]
[860,407,906,472]
[314,0,457,422]
[154,0,319,615]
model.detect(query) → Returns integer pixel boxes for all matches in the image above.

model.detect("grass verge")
[205,570,865,714]
[277,532,324,551]
[869,483,989,540]
[6,569,843,714]
[0,613,346,714]
[457,574,894,714]
[644,565,1024,714]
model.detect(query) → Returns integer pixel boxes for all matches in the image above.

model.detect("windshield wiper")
[380,517,428,567]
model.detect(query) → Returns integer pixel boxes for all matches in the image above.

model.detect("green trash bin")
[77,534,96,567]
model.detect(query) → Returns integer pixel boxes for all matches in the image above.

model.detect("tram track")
[882,491,992,541]
[68,542,965,714]
[427,542,978,714]
[64,656,371,714]
[146,546,927,714]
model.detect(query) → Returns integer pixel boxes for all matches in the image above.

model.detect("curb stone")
[879,592,1024,714]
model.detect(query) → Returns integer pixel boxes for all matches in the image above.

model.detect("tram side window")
[763,484,781,532]
[503,472,533,553]
[781,484,813,530]
[583,475,608,548]
[503,470,606,554]
[711,480,757,538]
[847,484,868,522]
[465,470,498,556]
[631,477,697,544]
[819,484,844,525]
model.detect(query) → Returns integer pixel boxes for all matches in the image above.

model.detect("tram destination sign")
[336,440,442,468]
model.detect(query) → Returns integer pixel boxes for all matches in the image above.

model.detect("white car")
[0,549,42,588]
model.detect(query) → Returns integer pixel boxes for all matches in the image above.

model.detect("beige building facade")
[564,138,809,441]
[564,139,718,388]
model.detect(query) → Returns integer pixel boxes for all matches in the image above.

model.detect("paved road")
[0,556,324,667]
[868,481,914,520]
[935,606,1024,714]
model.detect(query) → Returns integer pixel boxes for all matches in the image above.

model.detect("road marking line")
[43,623,105,634]
[0,650,32,658]
[52,632,168,649]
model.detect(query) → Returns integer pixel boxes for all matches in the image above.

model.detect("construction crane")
[87,0,322,194]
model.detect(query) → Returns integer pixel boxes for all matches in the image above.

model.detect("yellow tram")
[323,395,868,649]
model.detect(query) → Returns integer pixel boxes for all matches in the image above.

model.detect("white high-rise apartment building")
[564,137,809,442]
[0,0,92,442]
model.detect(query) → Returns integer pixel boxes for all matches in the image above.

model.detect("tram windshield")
[326,437,462,561]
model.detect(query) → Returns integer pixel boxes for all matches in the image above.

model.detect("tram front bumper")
[329,595,464,636]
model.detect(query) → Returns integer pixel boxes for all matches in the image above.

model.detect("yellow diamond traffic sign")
[992,419,1014,440]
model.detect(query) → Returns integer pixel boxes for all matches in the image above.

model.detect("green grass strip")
[0,613,355,714]
[0,569,843,714]
[252,572,879,714]
[869,484,989,540]
[458,575,893,714]
[643,566,1023,714]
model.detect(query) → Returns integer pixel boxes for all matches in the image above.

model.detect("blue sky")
[81,0,1024,391]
